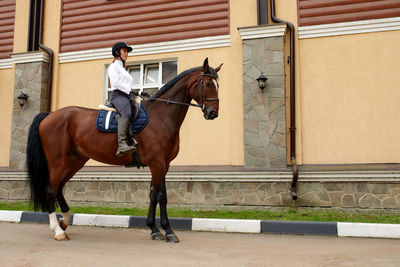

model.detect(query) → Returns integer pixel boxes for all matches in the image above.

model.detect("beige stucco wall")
[13,0,29,54]
[0,0,62,167]
[272,1,400,164]
[0,68,14,166]
[52,0,256,167]
[0,0,29,166]
[299,30,400,164]
[2,0,399,167]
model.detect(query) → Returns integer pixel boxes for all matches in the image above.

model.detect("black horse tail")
[26,112,51,212]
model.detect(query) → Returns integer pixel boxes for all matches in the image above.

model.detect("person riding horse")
[27,57,222,242]
[108,41,138,157]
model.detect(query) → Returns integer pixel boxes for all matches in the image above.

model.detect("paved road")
[1,222,399,267]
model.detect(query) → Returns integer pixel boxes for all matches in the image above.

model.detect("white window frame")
[104,58,177,101]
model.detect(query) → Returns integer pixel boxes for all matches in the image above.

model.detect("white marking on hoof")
[55,233,70,241]
[49,212,66,239]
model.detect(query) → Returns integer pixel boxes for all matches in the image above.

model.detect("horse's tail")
[26,112,51,212]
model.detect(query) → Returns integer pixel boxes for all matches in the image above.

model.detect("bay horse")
[27,58,222,242]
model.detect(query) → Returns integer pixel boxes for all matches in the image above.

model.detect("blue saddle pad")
[96,104,149,134]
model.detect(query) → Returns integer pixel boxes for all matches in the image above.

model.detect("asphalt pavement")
[1,222,400,267]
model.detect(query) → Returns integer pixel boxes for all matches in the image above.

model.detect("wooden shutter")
[0,0,16,59]
[61,0,229,53]
[298,0,400,26]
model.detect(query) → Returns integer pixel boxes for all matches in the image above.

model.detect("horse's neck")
[148,76,194,134]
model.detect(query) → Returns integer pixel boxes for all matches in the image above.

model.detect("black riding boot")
[116,117,136,157]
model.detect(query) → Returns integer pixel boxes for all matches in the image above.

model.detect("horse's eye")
[206,82,211,87]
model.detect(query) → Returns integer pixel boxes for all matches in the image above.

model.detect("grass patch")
[1,201,399,224]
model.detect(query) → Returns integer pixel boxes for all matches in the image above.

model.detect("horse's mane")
[150,66,218,100]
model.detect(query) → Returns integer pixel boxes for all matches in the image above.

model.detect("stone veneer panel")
[242,37,286,168]
[9,60,49,169]
[2,180,400,211]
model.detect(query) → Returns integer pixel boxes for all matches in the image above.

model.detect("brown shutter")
[61,0,229,53]
[298,0,400,26]
[0,0,16,60]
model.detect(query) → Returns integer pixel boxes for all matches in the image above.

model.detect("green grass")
[1,201,399,224]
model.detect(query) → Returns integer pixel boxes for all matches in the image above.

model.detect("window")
[105,60,177,101]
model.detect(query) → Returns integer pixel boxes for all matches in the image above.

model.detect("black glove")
[130,89,139,96]
[140,92,151,98]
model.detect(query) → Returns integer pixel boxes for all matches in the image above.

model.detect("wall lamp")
[256,73,268,93]
[17,92,28,108]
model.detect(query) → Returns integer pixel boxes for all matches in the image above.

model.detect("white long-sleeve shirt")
[108,59,133,95]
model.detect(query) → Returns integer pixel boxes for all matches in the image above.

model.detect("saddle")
[96,97,148,168]
[96,97,149,135]
[99,96,141,121]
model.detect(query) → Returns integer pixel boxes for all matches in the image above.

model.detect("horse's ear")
[203,57,210,73]
[215,63,223,72]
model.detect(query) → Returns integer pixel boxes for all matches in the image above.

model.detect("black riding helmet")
[112,42,133,58]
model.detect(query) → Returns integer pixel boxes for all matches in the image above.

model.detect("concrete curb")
[0,210,399,239]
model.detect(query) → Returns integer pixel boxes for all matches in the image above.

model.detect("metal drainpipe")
[269,0,298,200]
[38,0,53,112]
[257,0,268,25]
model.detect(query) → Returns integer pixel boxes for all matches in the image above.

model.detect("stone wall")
[9,53,49,169]
[2,180,399,210]
[242,37,286,168]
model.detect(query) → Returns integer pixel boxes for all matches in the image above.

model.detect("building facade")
[1,0,400,210]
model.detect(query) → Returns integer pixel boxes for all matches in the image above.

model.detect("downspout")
[38,0,53,112]
[269,0,298,200]
[257,0,268,25]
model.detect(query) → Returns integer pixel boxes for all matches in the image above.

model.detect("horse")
[26,58,222,242]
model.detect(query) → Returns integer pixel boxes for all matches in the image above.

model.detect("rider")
[108,41,137,157]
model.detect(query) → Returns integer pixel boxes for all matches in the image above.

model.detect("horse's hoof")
[58,218,68,231]
[165,233,180,243]
[55,233,70,241]
[151,232,165,241]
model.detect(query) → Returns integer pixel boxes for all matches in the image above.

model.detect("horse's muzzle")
[204,108,218,120]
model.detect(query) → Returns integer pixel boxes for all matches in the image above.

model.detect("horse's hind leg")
[47,166,70,241]
[46,155,86,241]
[42,184,66,239]
[57,182,70,231]
[56,158,88,233]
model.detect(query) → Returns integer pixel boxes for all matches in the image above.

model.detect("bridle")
[147,71,219,111]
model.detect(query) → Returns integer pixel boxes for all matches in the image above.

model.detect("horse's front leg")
[159,180,179,243]
[147,161,178,242]
[146,185,165,240]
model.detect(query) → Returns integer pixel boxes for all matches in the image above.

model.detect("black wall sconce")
[17,92,28,108]
[256,73,268,93]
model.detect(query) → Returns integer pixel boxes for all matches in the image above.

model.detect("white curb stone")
[338,222,400,239]
[192,218,261,233]
[0,210,23,222]
[73,213,130,228]
[1,210,400,239]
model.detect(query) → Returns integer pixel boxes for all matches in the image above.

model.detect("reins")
[146,72,219,110]
[145,97,205,108]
